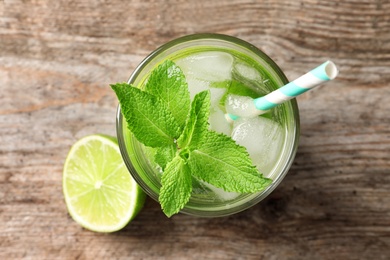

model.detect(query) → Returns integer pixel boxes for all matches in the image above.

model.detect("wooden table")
[1,0,389,259]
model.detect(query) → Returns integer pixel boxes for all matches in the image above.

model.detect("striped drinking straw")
[226,61,339,121]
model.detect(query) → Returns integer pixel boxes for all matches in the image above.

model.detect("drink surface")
[127,46,286,204]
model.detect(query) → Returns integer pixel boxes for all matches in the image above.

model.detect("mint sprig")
[111,60,272,217]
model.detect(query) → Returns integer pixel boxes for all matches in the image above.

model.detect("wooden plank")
[1,0,389,259]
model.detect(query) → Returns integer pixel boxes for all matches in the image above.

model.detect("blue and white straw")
[226,61,338,121]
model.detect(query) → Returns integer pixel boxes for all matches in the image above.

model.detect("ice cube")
[176,51,233,82]
[209,87,226,107]
[186,78,210,100]
[186,79,226,106]
[232,61,270,94]
[200,181,241,201]
[234,62,262,81]
[231,117,284,177]
[225,94,259,118]
[209,107,232,136]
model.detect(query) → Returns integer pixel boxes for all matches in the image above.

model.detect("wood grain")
[1,0,390,259]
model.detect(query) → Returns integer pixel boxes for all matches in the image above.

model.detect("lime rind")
[63,134,146,233]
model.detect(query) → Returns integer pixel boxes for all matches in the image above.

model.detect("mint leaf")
[210,80,231,89]
[159,155,192,217]
[111,83,181,147]
[155,145,176,170]
[145,60,190,128]
[188,130,272,193]
[219,80,259,109]
[227,80,260,98]
[177,90,210,149]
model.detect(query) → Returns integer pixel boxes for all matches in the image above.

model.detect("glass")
[116,33,300,217]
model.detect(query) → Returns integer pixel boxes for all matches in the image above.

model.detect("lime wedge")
[63,134,146,232]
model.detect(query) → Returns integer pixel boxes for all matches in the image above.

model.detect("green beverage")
[115,34,299,217]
